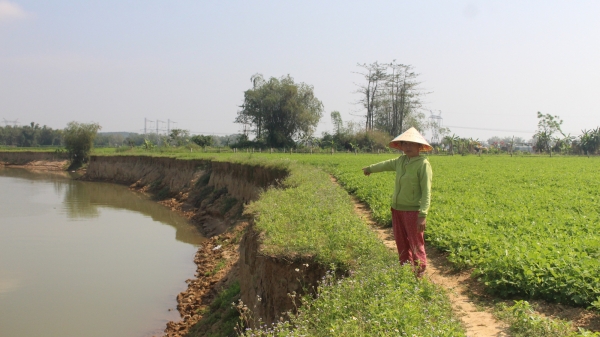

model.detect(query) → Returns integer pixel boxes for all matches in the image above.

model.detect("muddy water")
[0,168,205,337]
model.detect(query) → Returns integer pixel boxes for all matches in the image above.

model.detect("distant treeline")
[0,123,241,149]
[0,123,63,147]
[98,132,241,148]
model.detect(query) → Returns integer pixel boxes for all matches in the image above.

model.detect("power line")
[445,125,535,134]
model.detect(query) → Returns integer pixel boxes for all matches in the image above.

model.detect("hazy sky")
[1,1,599,142]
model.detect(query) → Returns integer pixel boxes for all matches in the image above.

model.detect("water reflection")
[0,167,205,337]
[0,167,204,245]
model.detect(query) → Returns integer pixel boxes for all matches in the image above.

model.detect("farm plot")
[294,154,600,309]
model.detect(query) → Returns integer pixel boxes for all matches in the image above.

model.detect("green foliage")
[191,134,214,148]
[63,121,102,164]
[294,154,600,308]
[495,300,600,337]
[535,112,564,154]
[0,123,63,147]
[187,282,241,337]
[169,129,190,147]
[235,74,323,148]
[245,162,389,267]
[578,127,600,155]
[205,259,227,277]
[143,138,155,150]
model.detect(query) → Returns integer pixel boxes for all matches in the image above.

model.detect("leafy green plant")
[495,300,599,337]
[187,281,241,337]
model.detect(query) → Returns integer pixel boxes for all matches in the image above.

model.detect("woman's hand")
[417,217,426,232]
[362,167,371,176]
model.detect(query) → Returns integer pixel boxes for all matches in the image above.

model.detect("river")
[0,167,205,337]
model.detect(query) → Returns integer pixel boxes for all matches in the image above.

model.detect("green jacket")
[365,155,432,218]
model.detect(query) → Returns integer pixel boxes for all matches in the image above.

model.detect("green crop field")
[286,154,600,309]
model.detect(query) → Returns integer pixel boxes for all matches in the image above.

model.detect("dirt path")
[350,195,510,337]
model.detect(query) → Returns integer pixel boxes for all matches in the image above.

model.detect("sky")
[1,1,599,143]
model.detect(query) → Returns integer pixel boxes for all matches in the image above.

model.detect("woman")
[362,127,433,276]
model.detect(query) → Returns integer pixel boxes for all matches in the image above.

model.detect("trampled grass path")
[335,176,510,337]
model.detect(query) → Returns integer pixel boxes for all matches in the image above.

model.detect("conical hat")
[389,127,433,152]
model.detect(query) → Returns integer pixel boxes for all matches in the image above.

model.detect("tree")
[191,135,214,149]
[534,112,564,155]
[63,122,101,164]
[236,74,323,148]
[385,62,424,136]
[578,128,600,156]
[354,62,387,131]
[330,111,343,136]
[169,129,190,146]
[355,61,428,136]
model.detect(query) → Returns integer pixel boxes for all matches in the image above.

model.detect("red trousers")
[391,208,427,275]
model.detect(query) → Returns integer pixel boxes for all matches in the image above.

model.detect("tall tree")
[63,122,101,164]
[534,112,564,155]
[236,74,323,148]
[354,62,387,131]
[330,111,343,135]
[355,61,427,136]
[385,62,424,136]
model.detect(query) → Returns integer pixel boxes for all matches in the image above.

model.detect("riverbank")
[0,151,69,170]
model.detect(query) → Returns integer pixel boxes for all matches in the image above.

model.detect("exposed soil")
[0,159,69,171]
[346,183,600,335]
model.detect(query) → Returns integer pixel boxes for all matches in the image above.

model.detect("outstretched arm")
[362,157,399,176]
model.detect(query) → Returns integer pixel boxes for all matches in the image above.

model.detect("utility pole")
[2,118,19,127]
[429,110,443,144]
[144,118,154,135]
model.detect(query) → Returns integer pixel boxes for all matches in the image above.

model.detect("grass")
[495,300,600,337]
[187,281,241,337]
[205,259,227,277]
[0,146,63,152]
[245,162,389,267]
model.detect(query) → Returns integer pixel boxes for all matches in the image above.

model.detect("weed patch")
[187,282,241,337]
[495,300,600,337]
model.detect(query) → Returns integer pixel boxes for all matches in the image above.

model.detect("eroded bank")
[82,155,328,335]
